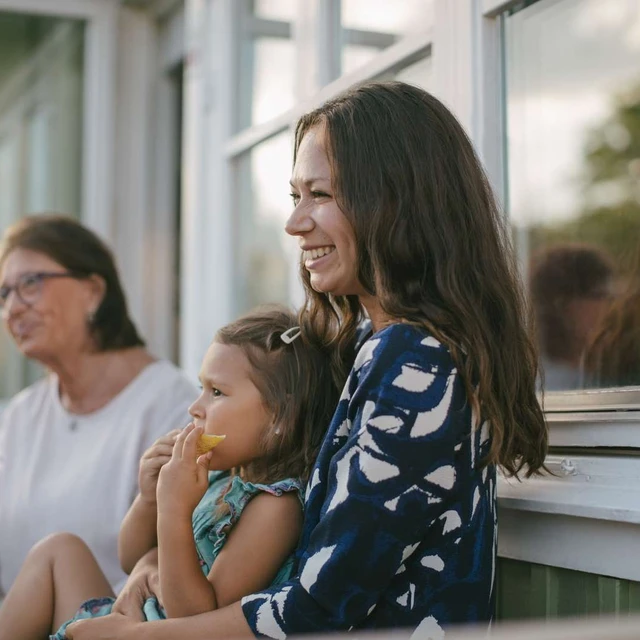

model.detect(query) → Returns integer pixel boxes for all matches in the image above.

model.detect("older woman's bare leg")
[0,532,114,640]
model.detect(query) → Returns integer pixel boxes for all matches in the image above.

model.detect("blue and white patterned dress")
[242,324,497,638]
[52,471,302,639]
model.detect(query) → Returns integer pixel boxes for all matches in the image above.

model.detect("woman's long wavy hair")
[294,81,547,477]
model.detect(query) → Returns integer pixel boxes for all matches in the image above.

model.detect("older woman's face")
[0,249,99,363]
[286,125,366,298]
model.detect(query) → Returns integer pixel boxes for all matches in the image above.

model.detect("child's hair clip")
[280,326,302,344]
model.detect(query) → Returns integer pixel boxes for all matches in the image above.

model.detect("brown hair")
[0,214,144,350]
[529,244,614,362]
[583,286,640,387]
[215,305,342,484]
[293,81,547,477]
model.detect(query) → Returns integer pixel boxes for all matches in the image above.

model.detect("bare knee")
[29,532,91,562]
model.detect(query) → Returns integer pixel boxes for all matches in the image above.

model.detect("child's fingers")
[159,429,182,445]
[146,454,172,471]
[172,423,195,460]
[183,425,203,461]
[143,443,175,461]
[196,450,213,471]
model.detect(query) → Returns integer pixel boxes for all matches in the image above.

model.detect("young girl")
[0,306,341,640]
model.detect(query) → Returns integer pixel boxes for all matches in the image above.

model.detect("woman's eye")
[311,191,330,199]
[290,192,300,205]
[21,275,40,291]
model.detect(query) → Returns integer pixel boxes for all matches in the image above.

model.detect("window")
[341,0,434,75]
[503,0,640,392]
[237,0,295,129]
[253,0,296,22]
[234,130,297,314]
[0,11,84,399]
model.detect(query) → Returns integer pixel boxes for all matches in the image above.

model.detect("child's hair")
[215,305,342,484]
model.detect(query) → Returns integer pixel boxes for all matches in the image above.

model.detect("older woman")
[0,215,197,598]
[67,82,548,640]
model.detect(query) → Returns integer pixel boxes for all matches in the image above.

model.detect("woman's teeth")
[304,246,335,261]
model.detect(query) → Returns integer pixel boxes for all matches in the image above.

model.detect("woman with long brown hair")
[66,81,547,640]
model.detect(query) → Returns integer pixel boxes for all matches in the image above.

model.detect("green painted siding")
[497,558,640,620]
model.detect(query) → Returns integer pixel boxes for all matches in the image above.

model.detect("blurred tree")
[526,83,640,276]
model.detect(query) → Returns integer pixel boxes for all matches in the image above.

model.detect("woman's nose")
[285,203,314,237]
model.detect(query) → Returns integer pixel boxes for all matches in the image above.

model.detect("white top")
[0,360,197,597]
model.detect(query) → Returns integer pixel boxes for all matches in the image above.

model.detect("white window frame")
[0,0,118,241]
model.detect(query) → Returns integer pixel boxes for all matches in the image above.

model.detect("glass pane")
[504,0,640,391]
[341,0,433,75]
[234,131,297,313]
[239,36,295,129]
[393,55,432,90]
[341,0,433,35]
[0,12,84,399]
[254,0,296,22]
[343,45,380,76]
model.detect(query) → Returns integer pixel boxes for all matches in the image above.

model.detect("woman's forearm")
[138,601,254,640]
[157,513,217,617]
[118,494,158,574]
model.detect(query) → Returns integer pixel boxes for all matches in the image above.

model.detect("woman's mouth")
[303,246,335,269]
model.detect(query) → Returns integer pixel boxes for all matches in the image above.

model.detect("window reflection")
[504,0,640,390]
[341,0,433,75]
[234,130,297,313]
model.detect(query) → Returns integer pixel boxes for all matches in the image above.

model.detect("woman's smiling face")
[286,125,366,298]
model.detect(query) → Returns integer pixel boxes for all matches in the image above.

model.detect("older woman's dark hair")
[0,214,144,350]
[294,81,547,477]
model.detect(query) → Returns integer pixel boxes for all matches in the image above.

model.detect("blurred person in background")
[529,243,615,390]
[0,215,197,599]
[65,82,547,640]
[583,261,640,387]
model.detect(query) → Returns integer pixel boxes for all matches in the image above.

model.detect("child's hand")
[138,428,182,504]
[156,424,213,518]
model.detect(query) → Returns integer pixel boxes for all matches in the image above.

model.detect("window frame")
[0,0,118,241]
[473,0,640,581]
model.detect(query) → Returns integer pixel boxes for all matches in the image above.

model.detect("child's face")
[188,341,272,472]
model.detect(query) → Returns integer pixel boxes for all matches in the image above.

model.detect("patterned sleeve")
[242,329,467,637]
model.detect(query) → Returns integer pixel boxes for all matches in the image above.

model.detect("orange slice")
[196,434,226,456]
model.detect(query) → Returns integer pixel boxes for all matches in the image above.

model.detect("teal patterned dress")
[52,471,303,639]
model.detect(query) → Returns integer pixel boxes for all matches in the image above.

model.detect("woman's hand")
[65,613,141,640]
[138,428,182,504]
[111,555,162,620]
[157,424,212,519]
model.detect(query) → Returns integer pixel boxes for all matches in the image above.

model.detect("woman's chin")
[17,339,47,361]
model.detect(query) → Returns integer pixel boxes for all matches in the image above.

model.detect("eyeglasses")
[0,271,85,311]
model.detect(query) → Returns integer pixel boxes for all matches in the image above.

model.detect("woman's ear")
[85,274,107,312]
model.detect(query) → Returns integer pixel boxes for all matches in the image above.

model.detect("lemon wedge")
[196,434,226,456]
